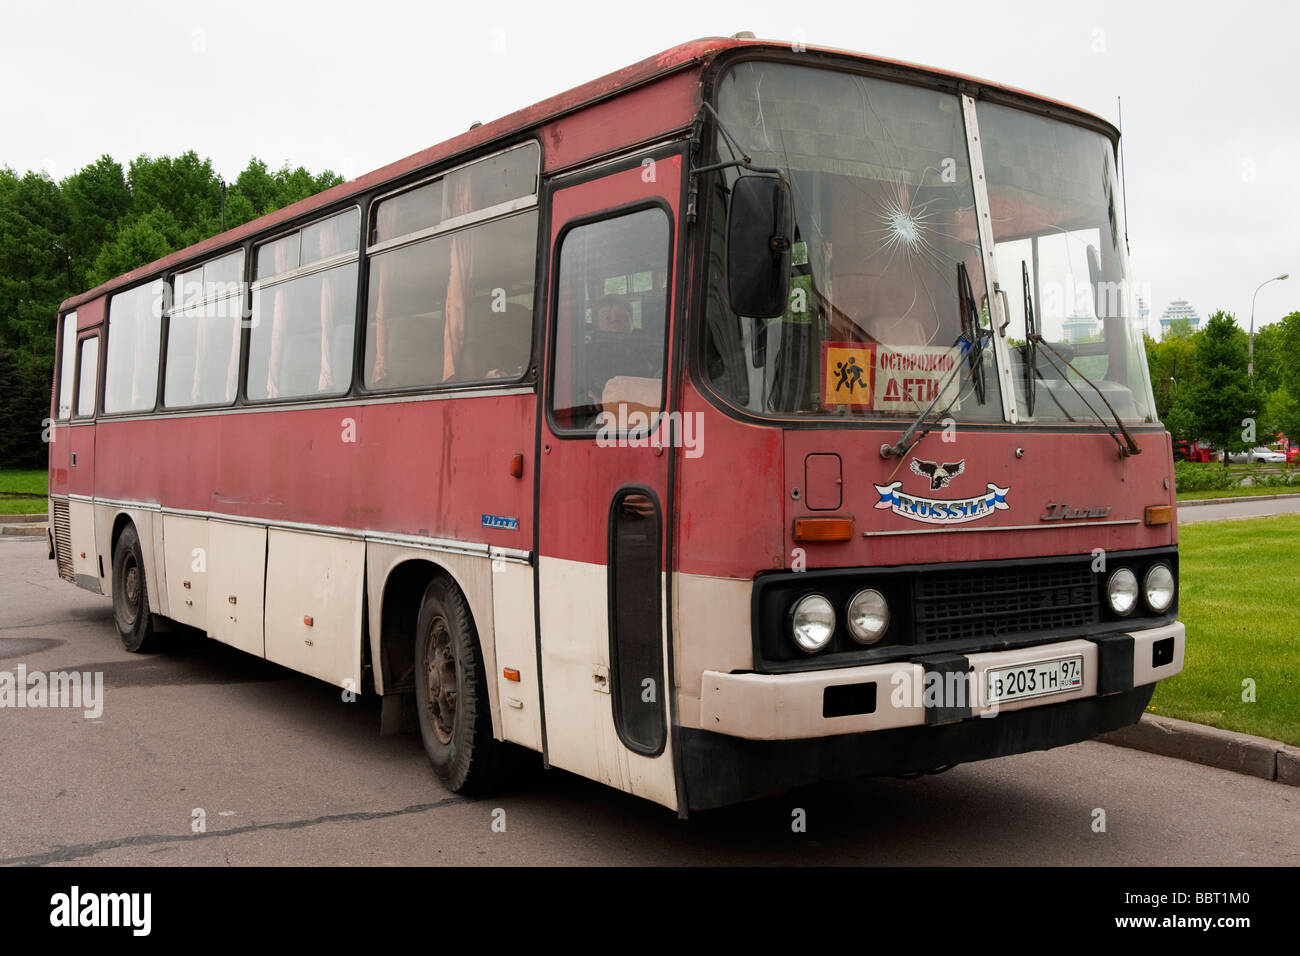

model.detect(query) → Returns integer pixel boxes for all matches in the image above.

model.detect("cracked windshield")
[703,61,1000,422]
[702,61,1156,426]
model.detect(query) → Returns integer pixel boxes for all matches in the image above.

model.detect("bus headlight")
[1143,564,1175,613]
[1106,568,1139,616]
[846,589,889,644]
[790,593,836,653]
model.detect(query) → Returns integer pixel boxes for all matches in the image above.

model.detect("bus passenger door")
[537,153,681,810]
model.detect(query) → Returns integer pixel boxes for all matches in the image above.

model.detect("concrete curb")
[0,513,47,523]
[2,525,48,537]
[1178,491,1300,507]
[1098,714,1299,786]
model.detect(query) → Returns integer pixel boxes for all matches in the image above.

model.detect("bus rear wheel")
[112,524,160,653]
[413,575,509,794]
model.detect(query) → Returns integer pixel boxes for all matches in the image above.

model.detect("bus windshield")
[977,100,1155,424]
[700,60,1157,426]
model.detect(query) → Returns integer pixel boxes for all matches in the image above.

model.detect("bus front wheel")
[414,575,508,794]
[112,523,160,653]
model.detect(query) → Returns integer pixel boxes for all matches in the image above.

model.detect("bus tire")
[414,575,508,794]
[112,523,160,653]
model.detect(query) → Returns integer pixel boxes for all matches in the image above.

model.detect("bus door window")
[56,312,77,420]
[75,335,99,417]
[550,207,670,431]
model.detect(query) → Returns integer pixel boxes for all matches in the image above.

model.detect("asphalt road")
[1,537,1296,867]
[1178,495,1300,524]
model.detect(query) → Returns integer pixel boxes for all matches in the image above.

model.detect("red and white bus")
[48,36,1183,814]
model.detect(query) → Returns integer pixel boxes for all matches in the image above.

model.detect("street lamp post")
[1249,273,1290,376]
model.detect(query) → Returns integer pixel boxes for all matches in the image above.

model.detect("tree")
[0,150,342,468]
[225,159,343,227]
[126,151,223,244]
[61,156,130,291]
[1145,327,1203,446]
[1249,321,1285,398]
[1268,311,1300,397]
[1182,311,1262,463]
[86,208,180,288]
[1263,386,1300,446]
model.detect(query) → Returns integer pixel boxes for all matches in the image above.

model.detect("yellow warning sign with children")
[821,342,875,409]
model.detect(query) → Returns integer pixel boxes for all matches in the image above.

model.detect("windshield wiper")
[1021,260,1037,418]
[1030,336,1142,457]
[880,263,989,459]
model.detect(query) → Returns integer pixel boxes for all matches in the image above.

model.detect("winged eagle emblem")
[910,458,966,491]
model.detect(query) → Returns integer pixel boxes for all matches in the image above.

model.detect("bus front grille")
[52,500,74,582]
[914,562,1099,643]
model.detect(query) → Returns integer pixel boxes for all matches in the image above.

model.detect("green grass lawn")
[1148,514,1300,745]
[1177,486,1300,501]
[0,469,47,516]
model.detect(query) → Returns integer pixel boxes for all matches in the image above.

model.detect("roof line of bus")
[59,35,1117,313]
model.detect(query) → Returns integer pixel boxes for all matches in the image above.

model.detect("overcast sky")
[3,0,1296,336]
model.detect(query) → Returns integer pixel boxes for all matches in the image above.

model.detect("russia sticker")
[873,481,1010,525]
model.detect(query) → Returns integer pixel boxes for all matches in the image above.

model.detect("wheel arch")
[365,544,502,739]
[104,507,165,616]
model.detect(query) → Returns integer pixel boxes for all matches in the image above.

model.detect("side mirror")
[726,175,793,319]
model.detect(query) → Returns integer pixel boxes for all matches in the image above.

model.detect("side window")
[165,249,244,407]
[363,143,540,391]
[364,212,537,389]
[75,336,99,417]
[56,313,77,420]
[104,284,162,414]
[549,207,670,431]
[247,208,360,401]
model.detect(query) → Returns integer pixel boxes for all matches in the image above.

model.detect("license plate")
[986,655,1083,704]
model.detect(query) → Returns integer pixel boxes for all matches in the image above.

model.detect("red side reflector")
[793,517,854,542]
[503,668,520,682]
[303,616,314,627]
[1144,505,1174,526]
[509,454,524,478]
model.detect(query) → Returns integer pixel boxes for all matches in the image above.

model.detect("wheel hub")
[121,559,139,626]
[424,616,457,744]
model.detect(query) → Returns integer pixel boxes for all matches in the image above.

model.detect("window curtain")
[370,203,399,385]
[442,176,475,381]
[317,226,341,392]
[264,241,293,398]
[191,301,206,404]
[225,295,241,402]
[128,298,145,409]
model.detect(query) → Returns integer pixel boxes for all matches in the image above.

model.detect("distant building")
[1062,313,1098,343]
[1160,299,1201,336]
[1138,296,1150,333]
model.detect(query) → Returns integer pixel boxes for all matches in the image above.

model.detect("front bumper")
[700,621,1184,741]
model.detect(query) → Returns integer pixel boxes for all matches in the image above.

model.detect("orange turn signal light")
[509,454,524,478]
[793,517,855,542]
[1144,505,1174,526]
[503,668,521,682]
